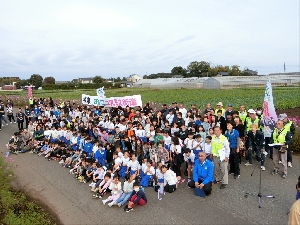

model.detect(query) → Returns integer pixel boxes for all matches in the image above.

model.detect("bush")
[292,130,300,153]
[0,156,54,225]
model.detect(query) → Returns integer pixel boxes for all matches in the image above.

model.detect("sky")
[0,0,299,80]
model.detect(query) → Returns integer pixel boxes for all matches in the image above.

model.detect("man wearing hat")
[279,113,295,168]
[271,120,292,179]
[245,109,262,135]
[215,102,225,117]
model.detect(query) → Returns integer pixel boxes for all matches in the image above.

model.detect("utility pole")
[284,62,286,74]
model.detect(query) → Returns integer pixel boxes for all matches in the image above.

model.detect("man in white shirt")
[212,126,230,189]
[178,103,187,119]
[161,165,177,193]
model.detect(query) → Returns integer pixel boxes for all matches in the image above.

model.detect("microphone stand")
[244,149,275,208]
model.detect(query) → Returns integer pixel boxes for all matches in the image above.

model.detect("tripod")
[244,151,275,208]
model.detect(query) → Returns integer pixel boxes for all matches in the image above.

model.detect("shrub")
[0,156,54,225]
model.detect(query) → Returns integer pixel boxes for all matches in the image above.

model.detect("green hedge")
[42,82,120,90]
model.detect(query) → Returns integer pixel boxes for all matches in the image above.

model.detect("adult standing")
[225,122,241,179]
[271,120,292,179]
[215,102,225,117]
[178,102,187,119]
[278,113,295,168]
[0,101,8,125]
[24,105,31,129]
[188,151,214,196]
[211,126,230,189]
[16,108,25,131]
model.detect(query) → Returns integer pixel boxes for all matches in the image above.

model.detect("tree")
[43,76,55,85]
[171,66,187,76]
[229,65,241,76]
[92,75,104,84]
[15,79,29,89]
[29,74,43,88]
[187,61,210,77]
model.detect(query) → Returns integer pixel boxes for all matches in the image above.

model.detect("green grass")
[0,156,55,225]
[0,87,299,110]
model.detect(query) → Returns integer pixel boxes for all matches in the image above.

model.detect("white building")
[127,74,142,83]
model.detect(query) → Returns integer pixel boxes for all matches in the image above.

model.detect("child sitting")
[91,163,105,192]
[102,174,122,206]
[126,153,140,176]
[93,172,112,199]
[119,151,130,178]
[114,174,135,207]
[124,182,147,212]
[140,159,155,187]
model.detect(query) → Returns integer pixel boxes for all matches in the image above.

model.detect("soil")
[277,107,300,118]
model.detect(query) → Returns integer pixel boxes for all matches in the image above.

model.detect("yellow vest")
[212,135,226,157]
[215,108,225,117]
[29,99,34,105]
[238,111,247,124]
[272,128,288,146]
[284,121,292,132]
[246,117,260,132]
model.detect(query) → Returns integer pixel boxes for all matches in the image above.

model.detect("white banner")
[82,94,142,108]
[263,81,278,137]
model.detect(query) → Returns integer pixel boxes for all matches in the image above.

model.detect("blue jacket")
[94,149,106,165]
[193,159,214,185]
[225,129,240,148]
[84,142,93,156]
[129,190,147,204]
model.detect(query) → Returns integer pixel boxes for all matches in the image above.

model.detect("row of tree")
[143,61,256,79]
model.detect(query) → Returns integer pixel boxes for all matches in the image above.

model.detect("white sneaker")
[10,122,12,124]
[89,182,95,187]
[261,166,265,171]
[118,203,122,207]
[288,162,292,167]
[14,122,16,124]
[102,200,107,205]
[108,201,115,207]
[279,161,282,164]
[245,162,252,166]
[6,124,8,125]
[58,160,64,164]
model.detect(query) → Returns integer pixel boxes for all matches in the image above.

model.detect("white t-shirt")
[170,144,182,154]
[179,108,187,119]
[122,157,130,166]
[127,160,140,171]
[163,169,177,186]
[156,168,164,179]
[135,129,146,137]
[163,136,171,146]
[201,142,212,154]
[92,146,98,154]
[143,166,155,175]
[183,152,195,163]
[114,157,122,167]
[184,138,194,150]
[192,140,202,151]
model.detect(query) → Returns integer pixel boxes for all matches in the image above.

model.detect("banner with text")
[82,94,142,108]
[263,81,278,137]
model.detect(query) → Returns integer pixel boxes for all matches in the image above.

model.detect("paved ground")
[0,123,297,225]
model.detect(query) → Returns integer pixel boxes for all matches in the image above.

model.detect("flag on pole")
[263,81,277,137]
[28,86,32,98]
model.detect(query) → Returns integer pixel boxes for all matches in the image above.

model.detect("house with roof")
[127,74,142,83]
[217,72,229,76]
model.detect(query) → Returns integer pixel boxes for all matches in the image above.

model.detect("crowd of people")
[2,96,296,212]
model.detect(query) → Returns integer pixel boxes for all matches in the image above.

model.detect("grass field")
[0,87,299,110]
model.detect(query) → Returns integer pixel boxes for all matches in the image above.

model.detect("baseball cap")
[278,113,287,120]
[217,102,223,106]
[228,103,233,107]
[248,109,256,114]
